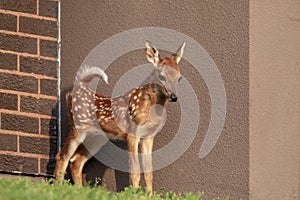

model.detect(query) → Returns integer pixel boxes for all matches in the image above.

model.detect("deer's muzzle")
[169,92,178,102]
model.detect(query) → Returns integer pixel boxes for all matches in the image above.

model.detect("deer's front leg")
[141,136,154,192]
[127,135,140,188]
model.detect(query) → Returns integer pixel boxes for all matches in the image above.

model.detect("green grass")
[0,177,229,200]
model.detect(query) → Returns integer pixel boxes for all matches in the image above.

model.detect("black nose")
[170,93,177,102]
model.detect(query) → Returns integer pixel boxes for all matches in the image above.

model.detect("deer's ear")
[175,42,185,64]
[145,41,160,67]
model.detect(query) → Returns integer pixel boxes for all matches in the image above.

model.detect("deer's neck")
[144,71,168,106]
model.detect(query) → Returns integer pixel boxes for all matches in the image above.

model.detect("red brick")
[0,0,37,14]
[40,40,57,57]
[1,113,39,134]
[0,13,17,31]
[19,17,57,38]
[0,93,18,110]
[41,118,57,136]
[0,33,37,54]
[20,96,57,116]
[0,73,38,93]
[0,52,17,70]
[39,1,58,18]
[20,56,57,77]
[40,79,57,96]
[19,136,57,156]
[0,133,17,151]
[40,158,56,175]
[0,154,38,174]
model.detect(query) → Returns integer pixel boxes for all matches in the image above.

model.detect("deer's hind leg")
[69,144,91,186]
[54,128,85,182]
[69,133,106,186]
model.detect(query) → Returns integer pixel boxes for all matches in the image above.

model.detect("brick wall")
[0,0,58,175]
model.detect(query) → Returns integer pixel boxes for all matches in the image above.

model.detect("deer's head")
[145,41,185,102]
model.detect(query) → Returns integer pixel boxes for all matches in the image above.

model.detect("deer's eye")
[159,74,166,82]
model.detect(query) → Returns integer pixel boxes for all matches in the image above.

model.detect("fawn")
[54,41,185,192]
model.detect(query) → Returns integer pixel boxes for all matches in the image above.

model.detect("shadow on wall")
[83,141,130,191]
[46,87,130,191]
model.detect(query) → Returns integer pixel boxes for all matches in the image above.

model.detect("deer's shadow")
[83,140,130,191]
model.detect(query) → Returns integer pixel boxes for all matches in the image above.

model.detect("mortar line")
[0,68,57,80]
[38,118,41,135]
[0,129,57,139]
[0,9,57,22]
[17,95,20,111]
[17,135,20,152]
[0,150,50,159]
[0,50,56,61]
[16,16,19,32]
[17,54,20,71]
[38,158,41,174]
[0,30,57,41]
[0,109,56,120]
[37,38,40,60]
[36,0,39,16]
[38,79,41,94]
[0,89,57,100]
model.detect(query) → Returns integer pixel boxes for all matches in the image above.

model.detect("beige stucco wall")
[250,0,300,199]
[60,0,249,199]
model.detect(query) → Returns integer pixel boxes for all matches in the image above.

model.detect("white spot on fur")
[70,155,77,163]
[79,119,89,123]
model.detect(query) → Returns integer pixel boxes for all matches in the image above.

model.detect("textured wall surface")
[250,1,300,199]
[61,1,249,199]
[0,0,58,175]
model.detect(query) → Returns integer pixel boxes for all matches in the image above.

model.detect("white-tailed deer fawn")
[54,41,185,192]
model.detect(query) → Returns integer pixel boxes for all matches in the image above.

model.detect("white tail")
[75,65,109,86]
